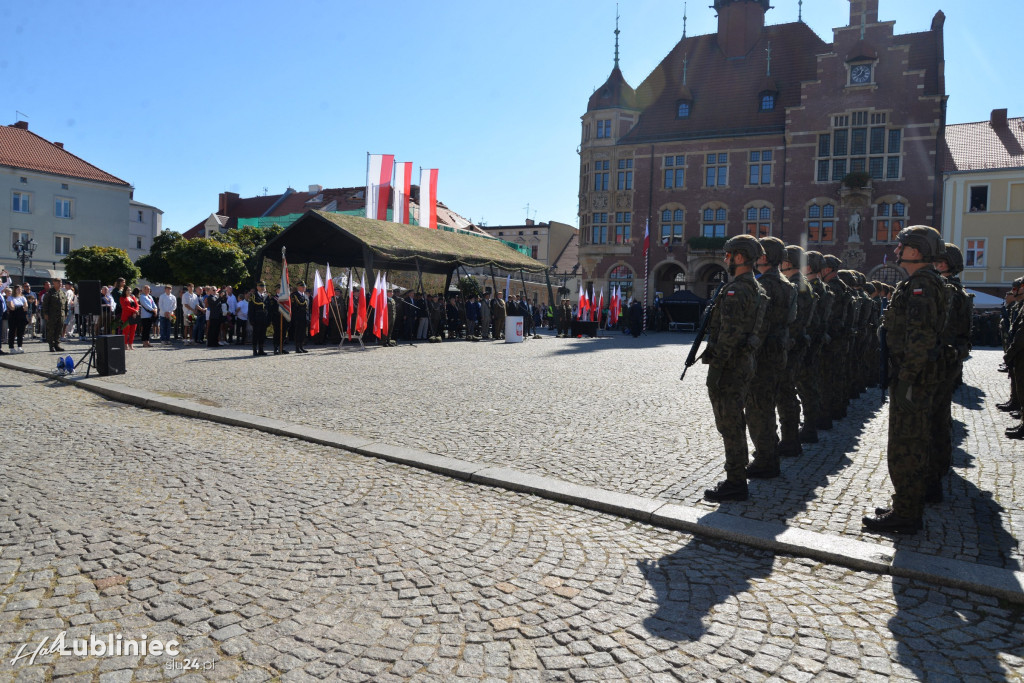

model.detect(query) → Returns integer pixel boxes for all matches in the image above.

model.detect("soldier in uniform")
[702,235,768,502]
[1005,282,1024,437]
[744,237,796,479]
[290,281,310,353]
[930,243,972,487]
[778,245,816,457]
[801,251,833,439]
[42,278,69,352]
[821,256,854,421]
[492,291,507,340]
[557,297,573,337]
[249,282,270,356]
[863,225,949,534]
[270,285,288,354]
[480,290,493,339]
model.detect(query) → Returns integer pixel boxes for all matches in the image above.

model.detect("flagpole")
[643,218,650,333]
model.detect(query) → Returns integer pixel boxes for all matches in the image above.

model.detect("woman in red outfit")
[120,287,140,350]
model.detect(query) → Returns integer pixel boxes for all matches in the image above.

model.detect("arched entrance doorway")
[654,262,686,299]
[696,264,727,298]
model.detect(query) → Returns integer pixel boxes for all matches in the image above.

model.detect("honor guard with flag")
[291,281,310,353]
[249,282,270,356]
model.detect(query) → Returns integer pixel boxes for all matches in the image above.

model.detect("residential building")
[579,0,946,301]
[129,200,163,262]
[941,109,1024,296]
[477,218,580,300]
[1,121,135,281]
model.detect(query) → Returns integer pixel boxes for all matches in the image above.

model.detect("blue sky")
[2,1,1019,233]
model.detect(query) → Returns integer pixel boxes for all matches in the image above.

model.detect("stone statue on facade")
[848,211,862,242]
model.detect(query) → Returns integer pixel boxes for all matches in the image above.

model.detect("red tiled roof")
[588,66,637,112]
[0,123,130,186]
[942,117,1024,172]
[620,22,827,144]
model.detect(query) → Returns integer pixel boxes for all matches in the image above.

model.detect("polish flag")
[311,270,325,337]
[393,162,412,224]
[380,274,390,338]
[278,248,291,322]
[577,285,585,320]
[346,269,354,340]
[371,271,383,335]
[643,219,650,256]
[367,154,395,221]
[596,289,604,326]
[324,264,335,325]
[420,168,438,229]
[356,271,368,334]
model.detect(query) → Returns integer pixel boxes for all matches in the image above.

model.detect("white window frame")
[55,197,73,219]
[54,234,72,256]
[1002,236,1024,269]
[964,238,986,269]
[12,191,31,214]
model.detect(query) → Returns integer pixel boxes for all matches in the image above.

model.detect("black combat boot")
[924,481,944,504]
[862,511,922,535]
[816,417,833,431]
[703,480,749,502]
[777,441,803,457]
[745,461,780,479]
[1006,424,1024,439]
[996,400,1019,411]
[799,427,819,443]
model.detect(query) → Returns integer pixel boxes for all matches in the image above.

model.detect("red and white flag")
[643,219,650,255]
[393,162,412,224]
[311,270,325,337]
[420,168,438,229]
[380,274,390,338]
[577,285,585,320]
[356,271,368,334]
[345,269,354,340]
[367,153,395,221]
[324,264,335,325]
[278,247,292,322]
[596,289,604,325]
[371,271,383,335]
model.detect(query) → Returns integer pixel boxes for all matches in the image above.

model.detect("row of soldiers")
[997,277,1024,438]
[701,225,972,535]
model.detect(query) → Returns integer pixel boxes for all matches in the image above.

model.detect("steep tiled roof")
[620,22,827,144]
[942,117,1024,172]
[588,67,637,112]
[0,123,130,186]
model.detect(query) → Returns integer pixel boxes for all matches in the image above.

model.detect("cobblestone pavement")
[13,332,1019,571]
[1,366,1022,682]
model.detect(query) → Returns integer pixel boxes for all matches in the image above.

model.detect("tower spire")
[614,4,621,68]
[860,5,867,39]
[683,2,688,40]
[798,0,803,22]
[765,41,771,77]
[683,55,688,85]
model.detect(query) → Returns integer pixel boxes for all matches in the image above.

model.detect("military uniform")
[823,267,854,420]
[291,287,310,353]
[42,285,69,351]
[801,256,833,438]
[703,266,767,495]
[492,295,507,339]
[930,272,970,481]
[778,251,816,456]
[249,286,270,356]
[557,300,572,337]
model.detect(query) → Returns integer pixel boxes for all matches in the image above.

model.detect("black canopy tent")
[660,289,707,329]
[254,210,557,327]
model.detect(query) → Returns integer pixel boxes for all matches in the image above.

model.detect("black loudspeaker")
[95,335,126,376]
[79,280,102,316]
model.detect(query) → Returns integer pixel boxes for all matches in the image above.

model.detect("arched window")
[660,207,684,245]
[874,199,907,243]
[744,203,773,236]
[806,201,836,242]
[608,265,634,297]
[701,205,727,238]
[677,101,691,119]
[759,93,775,112]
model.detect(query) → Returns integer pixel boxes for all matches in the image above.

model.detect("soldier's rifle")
[680,280,727,381]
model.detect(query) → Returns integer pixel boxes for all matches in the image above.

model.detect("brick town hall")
[578,0,946,300]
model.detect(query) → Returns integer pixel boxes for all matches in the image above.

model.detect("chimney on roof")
[848,0,878,27]
[308,184,323,194]
[53,142,64,149]
[991,108,1008,129]
[525,218,535,226]
[219,191,240,216]
[714,0,769,59]
[12,121,28,130]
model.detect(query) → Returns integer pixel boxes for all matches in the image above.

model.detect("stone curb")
[4,358,1022,604]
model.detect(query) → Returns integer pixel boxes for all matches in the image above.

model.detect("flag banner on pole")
[393,162,412,224]
[311,270,325,337]
[278,247,292,322]
[372,271,383,335]
[346,268,354,340]
[367,154,395,221]
[597,289,604,326]
[420,168,438,229]
[643,218,650,332]
[356,271,368,334]
[324,264,335,323]
[505,275,511,302]
[381,273,390,338]
[577,284,585,320]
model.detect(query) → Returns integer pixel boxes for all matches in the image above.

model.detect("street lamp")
[12,236,37,283]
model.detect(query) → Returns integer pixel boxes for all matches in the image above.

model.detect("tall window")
[677,101,691,118]
[701,207,727,237]
[54,235,71,256]
[748,150,773,185]
[614,212,631,243]
[807,202,835,242]
[965,239,986,268]
[55,198,72,219]
[12,191,30,213]
[705,153,728,187]
[817,111,901,182]
[531,245,539,259]
[617,159,633,190]
[874,201,906,242]
[608,265,634,298]
[593,160,609,191]
[744,206,772,236]
[759,93,775,112]
[660,209,684,245]
[591,212,608,245]
[664,156,685,188]
[596,120,612,138]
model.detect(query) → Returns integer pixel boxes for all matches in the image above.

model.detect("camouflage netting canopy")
[258,210,546,275]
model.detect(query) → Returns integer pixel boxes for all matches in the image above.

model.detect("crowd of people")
[699,227,974,537]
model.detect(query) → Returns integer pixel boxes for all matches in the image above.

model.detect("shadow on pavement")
[953,379,985,409]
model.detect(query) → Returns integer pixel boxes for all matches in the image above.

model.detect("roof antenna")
[683,2,688,40]
[15,110,28,122]
[614,4,620,68]
[766,41,772,77]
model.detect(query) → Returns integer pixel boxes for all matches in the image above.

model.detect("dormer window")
[676,101,691,119]
[759,93,776,112]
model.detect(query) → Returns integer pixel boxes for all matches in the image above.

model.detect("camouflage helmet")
[862,281,876,295]
[836,270,858,288]
[805,250,825,273]
[822,254,843,271]
[723,234,765,263]
[784,244,805,267]
[938,242,964,274]
[853,271,867,287]
[896,225,945,261]
[758,236,787,266]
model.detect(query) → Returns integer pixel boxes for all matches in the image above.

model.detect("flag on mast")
[366,154,395,221]
[419,168,438,229]
[346,268,354,340]
[311,269,325,337]
[356,270,368,334]
[381,273,390,338]
[393,162,412,224]
[278,247,292,322]
[324,263,335,324]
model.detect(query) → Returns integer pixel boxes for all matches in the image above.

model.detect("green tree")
[62,246,140,286]
[165,239,247,287]
[135,230,182,284]
[457,275,483,299]
[212,224,285,286]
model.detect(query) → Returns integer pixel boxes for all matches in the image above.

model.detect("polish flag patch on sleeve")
[726,291,736,296]
[912,288,924,295]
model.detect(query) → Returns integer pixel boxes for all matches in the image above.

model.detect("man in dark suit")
[249,282,270,356]
[291,282,310,353]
